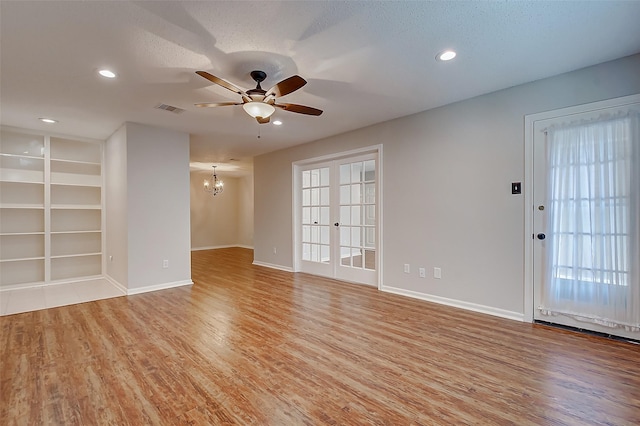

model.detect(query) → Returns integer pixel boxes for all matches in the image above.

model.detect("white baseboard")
[191,245,254,251]
[252,261,293,273]
[381,285,524,322]
[104,275,128,294]
[1,275,106,292]
[125,279,193,295]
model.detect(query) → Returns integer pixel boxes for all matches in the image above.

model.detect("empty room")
[1,1,639,424]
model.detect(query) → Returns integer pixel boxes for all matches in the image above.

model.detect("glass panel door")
[336,157,376,284]
[297,153,378,286]
[533,104,640,340]
[301,166,331,264]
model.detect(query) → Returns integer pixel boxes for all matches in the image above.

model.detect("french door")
[296,153,378,286]
[532,98,639,340]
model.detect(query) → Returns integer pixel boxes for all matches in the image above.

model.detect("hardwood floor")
[2,247,639,425]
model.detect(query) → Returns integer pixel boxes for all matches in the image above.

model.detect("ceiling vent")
[154,103,185,114]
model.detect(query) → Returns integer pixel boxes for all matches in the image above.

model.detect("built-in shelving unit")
[0,129,103,289]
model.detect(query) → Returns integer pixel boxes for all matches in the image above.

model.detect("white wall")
[253,54,640,319]
[105,122,192,292]
[237,174,254,248]
[105,125,128,287]
[190,172,254,250]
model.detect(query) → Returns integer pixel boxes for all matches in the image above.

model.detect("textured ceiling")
[2,1,640,176]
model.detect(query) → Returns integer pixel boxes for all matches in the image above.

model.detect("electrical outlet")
[273,246,277,254]
[163,260,169,269]
[434,267,442,279]
[404,264,410,273]
[109,255,113,262]
[419,268,426,278]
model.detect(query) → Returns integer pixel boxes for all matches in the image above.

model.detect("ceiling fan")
[195,70,323,124]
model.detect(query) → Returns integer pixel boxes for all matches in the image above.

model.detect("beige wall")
[105,122,192,291]
[105,125,128,287]
[190,172,254,250]
[253,54,640,319]
[237,174,254,248]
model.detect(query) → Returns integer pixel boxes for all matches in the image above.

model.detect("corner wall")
[253,54,640,319]
[105,125,128,287]
[105,122,192,292]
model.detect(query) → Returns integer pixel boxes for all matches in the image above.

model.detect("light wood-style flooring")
[1,248,639,424]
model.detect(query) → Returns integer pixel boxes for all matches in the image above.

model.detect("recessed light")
[98,69,117,78]
[39,118,58,124]
[273,120,283,126]
[436,50,457,62]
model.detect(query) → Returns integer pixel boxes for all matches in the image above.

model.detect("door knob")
[537,233,546,240]
[334,222,340,227]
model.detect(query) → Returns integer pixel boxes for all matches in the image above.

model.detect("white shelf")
[0,129,103,288]
[51,255,101,281]
[50,157,101,166]
[0,179,44,185]
[0,155,45,183]
[51,252,102,259]
[52,232,101,257]
[51,209,101,232]
[50,182,101,188]
[0,209,44,234]
[0,130,45,157]
[0,258,45,285]
[0,204,45,209]
[50,137,101,163]
[0,256,46,263]
[51,230,101,234]
[0,152,44,160]
[51,204,101,210]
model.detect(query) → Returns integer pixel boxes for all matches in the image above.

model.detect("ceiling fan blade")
[196,71,247,96]
[194,102,242,108]
[265,75,307,98]
[256,116,270,124]
[275,103,323,116]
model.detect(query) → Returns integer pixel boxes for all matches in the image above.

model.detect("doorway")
[525,94,640,340]
[293,148,381,287]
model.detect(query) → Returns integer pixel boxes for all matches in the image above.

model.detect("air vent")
[154,103,185,114]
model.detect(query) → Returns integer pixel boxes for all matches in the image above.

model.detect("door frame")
[523,93,640,323]
[292,144,383,289]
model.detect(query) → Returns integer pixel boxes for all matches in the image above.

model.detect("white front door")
[297,153,378,286]
[532,98,640,340]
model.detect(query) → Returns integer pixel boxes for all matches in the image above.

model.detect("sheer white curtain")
[541,110,640,331]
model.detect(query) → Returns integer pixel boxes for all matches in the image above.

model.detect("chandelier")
[203,165,224,196]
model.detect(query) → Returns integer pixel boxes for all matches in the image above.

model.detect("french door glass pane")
[302,166,330,264]
[320,207,330,225]
[351,206,361,225]
[364,249,375,270]
[321,245,330,263]
[364,183,375,203]
[339,164,350,184]
[320,187,329,204]
[340,206,350,225]
[339,159,375,271]
[340,185,350,204]
[364,160,375,181]
[351,184,361,203]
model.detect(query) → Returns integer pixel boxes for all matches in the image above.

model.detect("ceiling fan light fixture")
[242,101,276,119]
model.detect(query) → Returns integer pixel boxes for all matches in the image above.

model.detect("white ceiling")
[2,1,640,176]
